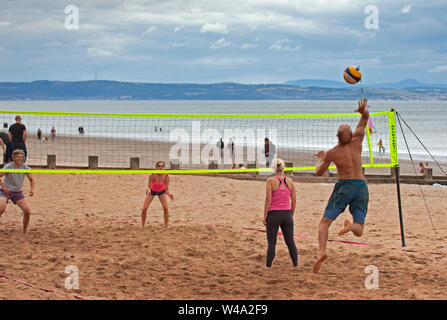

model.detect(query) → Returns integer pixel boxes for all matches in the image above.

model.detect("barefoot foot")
[312,254,327,273]
[338,220,351,236]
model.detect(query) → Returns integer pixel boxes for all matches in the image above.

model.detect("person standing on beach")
[8,116,27,159]
[227,138,234,160]
[378,139,385,153]
[0,149,35,234]
[50,126,56,141]
[264,138,276,167]
[263,158,298,268]
[0,123,12,164]
[312,99,370,273]
[141,160,174,230]
[217,138,224,158]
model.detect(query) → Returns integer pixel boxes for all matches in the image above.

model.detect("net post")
[423,167,433,181]
[130,157,140,170]
[88,156,99,170]
[394,165,406,247]
[285,162,293,175]
[390,109,406,247]
[47,155,56,169]
[170,161,180,170]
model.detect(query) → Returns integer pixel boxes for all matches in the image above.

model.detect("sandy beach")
[0,172,446,300]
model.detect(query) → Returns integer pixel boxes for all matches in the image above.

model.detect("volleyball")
[343,66,362,84]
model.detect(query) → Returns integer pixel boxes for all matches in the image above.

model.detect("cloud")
[429,66,447,73]
[0,21,10,27]
[210,37,231,49]
[402,5,412,14]
[241,43,257,49]
[269,39,300,51]
[142,26,158,36]
[174,25,184,32]
[200,23,228,34]
[87,47,114,57]
[193,57,257,66]
[169,42,190,48]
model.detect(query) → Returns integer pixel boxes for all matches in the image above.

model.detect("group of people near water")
[1,100,371,273]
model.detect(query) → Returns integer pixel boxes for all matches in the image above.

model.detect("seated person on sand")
[312,99,370,273]
[0,149,35,234]
[141,161,174,230]
[418,162,424,176]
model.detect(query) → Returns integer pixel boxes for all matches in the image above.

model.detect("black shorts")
[147,189,166,196]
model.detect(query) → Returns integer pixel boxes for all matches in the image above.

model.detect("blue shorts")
[323,179,369,224]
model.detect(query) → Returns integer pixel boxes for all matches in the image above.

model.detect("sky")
[0,0,447,84]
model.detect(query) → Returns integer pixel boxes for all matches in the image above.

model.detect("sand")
[0,172,446,300]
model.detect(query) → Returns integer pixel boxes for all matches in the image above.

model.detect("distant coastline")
[1,80,447,100]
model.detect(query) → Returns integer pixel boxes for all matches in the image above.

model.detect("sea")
[0,100,446,163]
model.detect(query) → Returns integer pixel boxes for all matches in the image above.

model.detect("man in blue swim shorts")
[312,99,370,273]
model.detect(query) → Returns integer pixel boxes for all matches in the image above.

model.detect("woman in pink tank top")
[141,161,174,229]
[263,159,298,267]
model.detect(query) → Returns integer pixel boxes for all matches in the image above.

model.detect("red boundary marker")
[242,227,444,255]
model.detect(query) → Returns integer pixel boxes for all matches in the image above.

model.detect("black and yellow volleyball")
[343,66,362,84]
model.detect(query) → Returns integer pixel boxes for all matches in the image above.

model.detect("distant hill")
[0,80,447,100]
[368,78,447,89]
[286,78,447,89]
[284,79,350,88]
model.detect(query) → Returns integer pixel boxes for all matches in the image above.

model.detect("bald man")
[312,99,370,273]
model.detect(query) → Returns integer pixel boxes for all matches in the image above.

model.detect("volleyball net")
[0,110,398,174]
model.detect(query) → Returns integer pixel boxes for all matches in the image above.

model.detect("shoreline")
[15,133,446,177]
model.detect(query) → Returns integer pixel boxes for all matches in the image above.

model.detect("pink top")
[150,173,168,192]
[269,176,291,211]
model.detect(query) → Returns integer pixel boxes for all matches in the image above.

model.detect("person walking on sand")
[263,158,298,268]
[50,126,56,141]
[378,139,385,153]
[0,149,35,234]
[141,161,174,229]
[312,99,370,273]
[227,138,234,160]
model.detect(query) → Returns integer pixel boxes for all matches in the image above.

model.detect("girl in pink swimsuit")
[263,159,297,267]
[141,161,174,229]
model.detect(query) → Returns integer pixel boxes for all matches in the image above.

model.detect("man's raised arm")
[315,150,332,176]
[353,99,370,139]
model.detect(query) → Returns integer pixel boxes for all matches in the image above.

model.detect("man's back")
[9,123,26,144]
[328,134,364,180]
